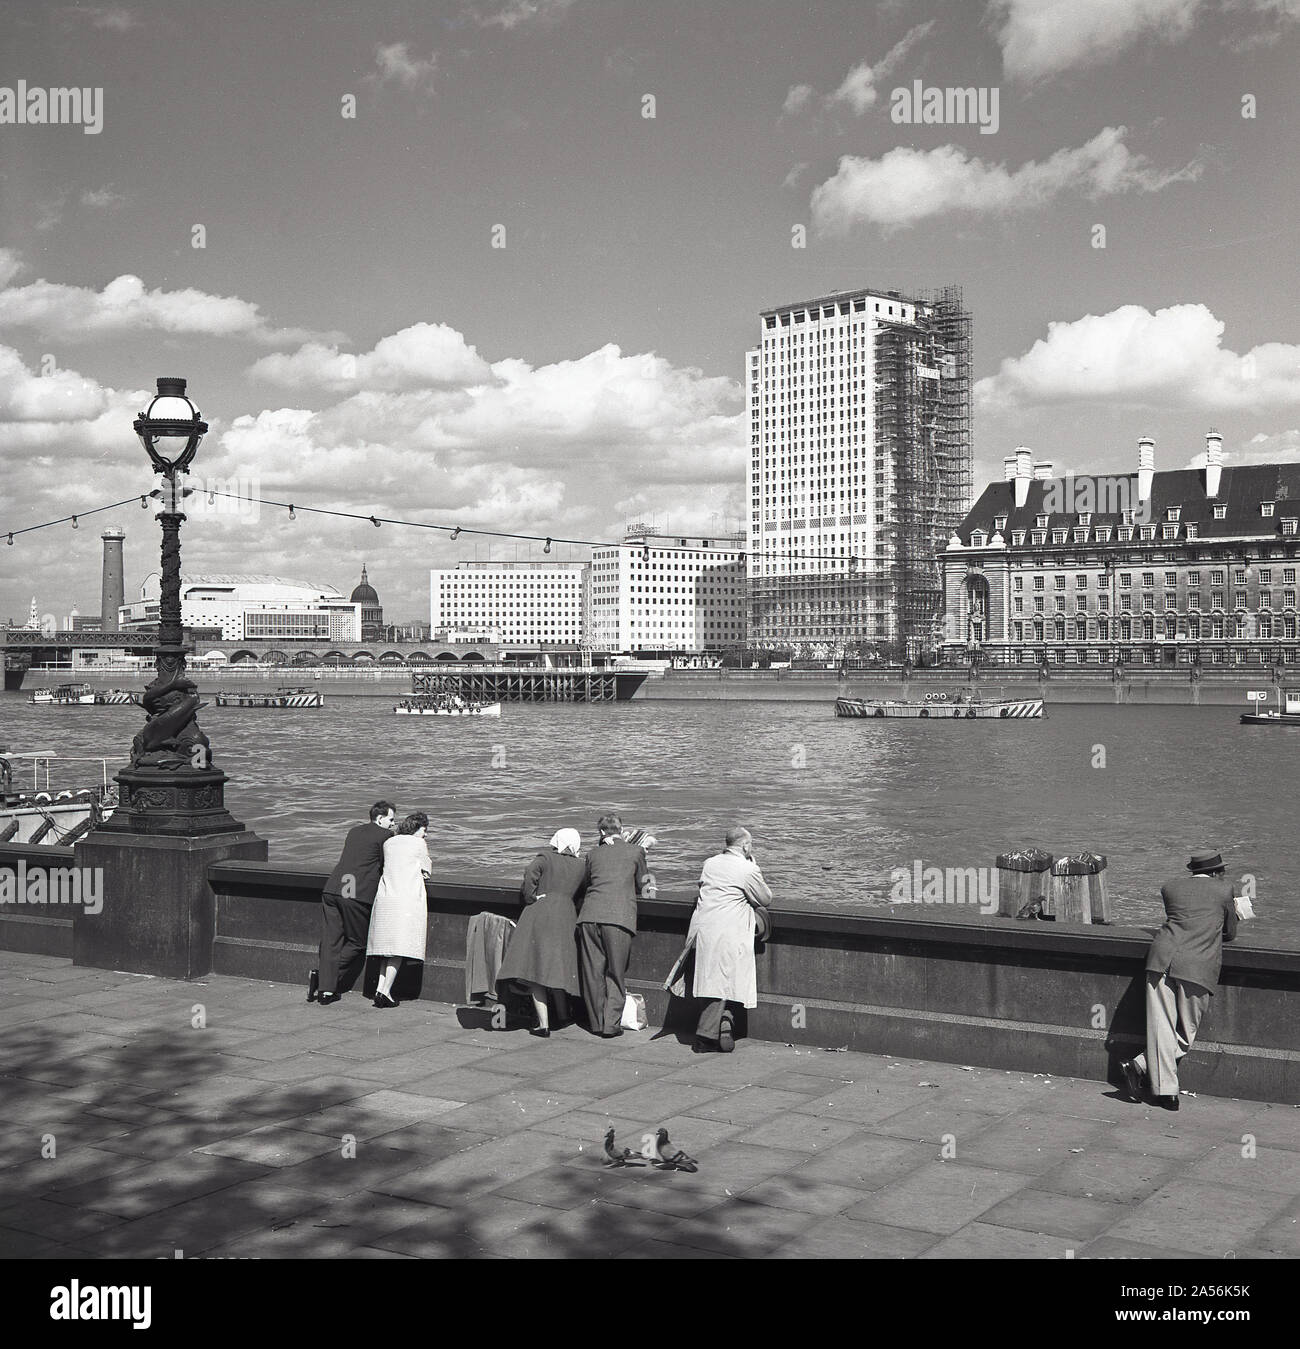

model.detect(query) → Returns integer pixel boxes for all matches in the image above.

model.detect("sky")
[2,0,1299,623]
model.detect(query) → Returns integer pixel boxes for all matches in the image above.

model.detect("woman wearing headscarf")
[496,828,586,1036]
[367,811,433,1009]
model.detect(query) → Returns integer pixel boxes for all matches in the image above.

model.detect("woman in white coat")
[367,811,432,1008]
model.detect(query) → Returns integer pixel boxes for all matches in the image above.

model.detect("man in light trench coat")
[666,826,772,1052]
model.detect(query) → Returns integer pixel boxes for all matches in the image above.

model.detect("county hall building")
[940,435,1300,670]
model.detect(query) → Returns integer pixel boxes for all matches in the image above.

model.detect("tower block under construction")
[746,284,972,657]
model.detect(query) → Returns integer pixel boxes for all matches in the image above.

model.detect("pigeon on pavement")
[602,1126,644,1167]
[653,1127,698,1172]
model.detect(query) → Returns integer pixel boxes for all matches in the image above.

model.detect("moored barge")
[835,691,1044,719]
[214,688,324,709]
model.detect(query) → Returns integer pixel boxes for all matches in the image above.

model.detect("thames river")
[4,693,1297,943]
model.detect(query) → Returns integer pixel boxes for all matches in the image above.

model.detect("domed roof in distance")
[350,563,380,605]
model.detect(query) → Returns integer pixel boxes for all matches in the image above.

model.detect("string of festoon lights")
[3,488,868,571]
[3,497,146,546]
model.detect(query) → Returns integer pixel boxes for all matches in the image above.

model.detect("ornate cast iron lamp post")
[102,377,245,836]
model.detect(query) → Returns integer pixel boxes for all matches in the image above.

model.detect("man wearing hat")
[1120,850,1239,1110]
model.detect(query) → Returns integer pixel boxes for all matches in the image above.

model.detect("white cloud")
[370,43,439,94]
[0,345,112,422]
[1228,429,1300,464]
[80,186,126,211]
[248,323,492,393]
[0,255,338,345]
[471,0,579,29]
[977,304,1300,412]
[781,162,808,191]
[827,21,935,114]
[60,5,142,32]
[810,126,1199,234]
[782,84,814,117]
[786,21,934,118]
[990,0,1203,84]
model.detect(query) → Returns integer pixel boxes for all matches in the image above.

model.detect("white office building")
[747,284,972,655]
[118,574,362,642]
[590,527,746,653]
[429,561,587,647]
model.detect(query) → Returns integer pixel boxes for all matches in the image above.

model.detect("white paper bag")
[1233,894,1255,921]
[621,992,647,1031]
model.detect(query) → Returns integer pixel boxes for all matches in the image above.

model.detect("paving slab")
[919,1222,1075,1259]
[843,1160,1033,1235]
[1103,1179,1294,1257]
[771,1215,938,1259]
[1032,1148,1185,1204]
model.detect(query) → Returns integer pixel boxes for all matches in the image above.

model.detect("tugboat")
[0,750,119,844]
[214,687,324,708]
[4,653,30,692]
[835,689,1044,719]
[29,683,96,705]
[1240,688,1300,725]
[394,694,501,717]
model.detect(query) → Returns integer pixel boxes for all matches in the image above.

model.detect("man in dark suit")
[309,800,395,1005]
[1121,849,1239,1110]
[577,812,650,1037]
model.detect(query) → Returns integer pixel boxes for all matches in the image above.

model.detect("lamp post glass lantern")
[102,377,245,836]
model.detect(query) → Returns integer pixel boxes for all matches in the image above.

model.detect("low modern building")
[118,574,362,643]
[590,526,746,654]
[940,436,1300,669]
[429,561,587,648]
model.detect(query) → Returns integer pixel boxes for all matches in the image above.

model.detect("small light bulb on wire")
[288,505,296,521]
[140,495,149,509]
[5,533,12,546]
[71,515,78,530]
[543,537,552,554]
[370,516,381,528]
[451,527,461,541]
[208,489,216,505]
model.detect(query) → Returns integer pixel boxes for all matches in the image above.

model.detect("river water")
[3,693,1296,944]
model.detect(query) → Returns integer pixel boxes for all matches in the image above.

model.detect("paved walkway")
[1,950,1296,1259]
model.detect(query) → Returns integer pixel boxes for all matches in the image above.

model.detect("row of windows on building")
[1012,566,1297,589]
[1008,616,1299,641]
[1010,593,1298,614]
[760,297,923,331]
[973,516,1300,547]
[1000,648,1298,665]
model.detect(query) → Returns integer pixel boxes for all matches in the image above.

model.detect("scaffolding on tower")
[874,286,972,658]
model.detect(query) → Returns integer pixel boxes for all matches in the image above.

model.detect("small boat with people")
[835,689,1044,719]
[1240,688,1300,726]
[29,683,95,705]
[394,694,502,717]
[0,749,119,844]
[214,687,324,709]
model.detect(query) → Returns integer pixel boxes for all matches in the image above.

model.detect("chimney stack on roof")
[1033,461,1053,481]
[1013,446,1033,508]
[1205,430,1224,499]
[1137,436,1155,505]
[1003,455,1018,482]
